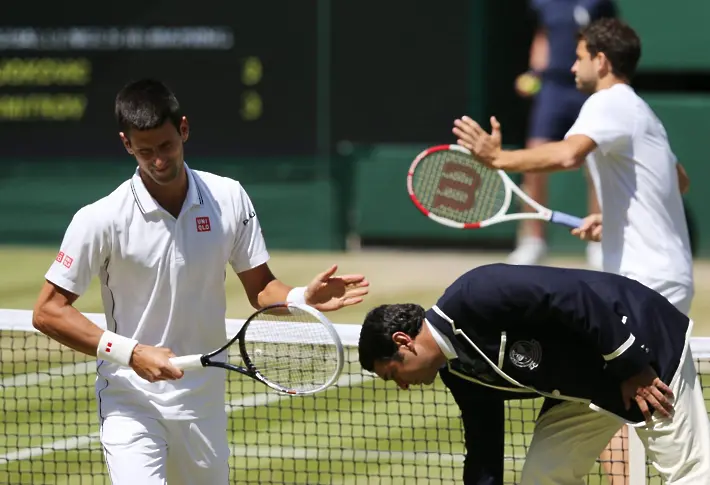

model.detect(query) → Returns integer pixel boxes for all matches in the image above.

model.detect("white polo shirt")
[45,164,269,420]
[565,84,693,289]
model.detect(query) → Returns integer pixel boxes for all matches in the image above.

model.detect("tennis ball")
[516,72,541,97]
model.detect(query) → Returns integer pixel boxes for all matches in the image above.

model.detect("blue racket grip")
[550,211,584,228]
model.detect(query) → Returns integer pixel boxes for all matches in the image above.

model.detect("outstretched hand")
[452,116,503,167]
[304,264,369,312]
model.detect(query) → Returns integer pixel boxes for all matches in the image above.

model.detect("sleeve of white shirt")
[565,90,634,156]
[44,205,110,296]
[229,183,270,273]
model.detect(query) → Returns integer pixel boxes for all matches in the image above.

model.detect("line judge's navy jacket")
[427,263,691,485]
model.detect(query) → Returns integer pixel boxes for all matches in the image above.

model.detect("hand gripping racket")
[169,303,345,396]
[406,144,584,229]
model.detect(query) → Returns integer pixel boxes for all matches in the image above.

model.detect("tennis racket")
[407,144,584,229]
[169,302,345,396]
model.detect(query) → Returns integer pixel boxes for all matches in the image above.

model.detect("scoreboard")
[0,1,319,158]
[0,1,529,160]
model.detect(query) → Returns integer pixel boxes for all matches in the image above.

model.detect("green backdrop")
[3,2,709,257]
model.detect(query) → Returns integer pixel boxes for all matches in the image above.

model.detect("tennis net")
[1,308,708,484]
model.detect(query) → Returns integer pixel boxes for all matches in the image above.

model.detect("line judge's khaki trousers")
[520,346,710,485]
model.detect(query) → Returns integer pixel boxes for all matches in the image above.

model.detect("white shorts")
[521,345,710,485]
[100,411,229,485]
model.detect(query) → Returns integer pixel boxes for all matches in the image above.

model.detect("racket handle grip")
[551,211,584,229]
[169,355,204,370]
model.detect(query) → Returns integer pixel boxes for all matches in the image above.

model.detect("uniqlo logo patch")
[196,216,211,232]
[56,251,73,268]
[105,342,112,353]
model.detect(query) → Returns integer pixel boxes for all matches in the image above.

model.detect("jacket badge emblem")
[509,340,542,370]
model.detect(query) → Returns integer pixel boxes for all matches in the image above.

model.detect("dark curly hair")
[358,304,425,372]
[115,79,183,134]
[578,18,641,81]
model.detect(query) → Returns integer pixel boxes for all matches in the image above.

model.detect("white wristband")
[97,330,139,367]
[286,286,307,305]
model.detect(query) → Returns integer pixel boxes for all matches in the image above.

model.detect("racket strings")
[239,308,340,392]
[479,166,505,218]
[412,151,506,223]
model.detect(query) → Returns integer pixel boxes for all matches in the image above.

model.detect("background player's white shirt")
[565,84,693,289]
[45,164,269,420]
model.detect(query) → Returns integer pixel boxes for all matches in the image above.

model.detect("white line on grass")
[225,373,372,411]
[1,362,94,388]
[229,444,465,464]
[0,373,375,465]
[0,434,99,464]
[0,370,533,468]
[228,446,527,463]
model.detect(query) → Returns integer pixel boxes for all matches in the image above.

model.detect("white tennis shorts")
[100,410,229,485]
[520,345,710,485]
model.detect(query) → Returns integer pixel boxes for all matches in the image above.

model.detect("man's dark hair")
[358,303,425,372]
[578,18,641,81]
[115,79,182,134]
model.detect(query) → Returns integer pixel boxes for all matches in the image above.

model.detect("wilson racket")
[169,303,344,396]
[407,144,584,229]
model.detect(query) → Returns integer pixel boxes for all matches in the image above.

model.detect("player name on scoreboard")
[0,27,235,121]
[0,3,319,158]
[0,27,235,122]
[0,27,234,51]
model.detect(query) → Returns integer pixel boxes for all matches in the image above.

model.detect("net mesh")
[411,150,506,223]
[0,309,708,485]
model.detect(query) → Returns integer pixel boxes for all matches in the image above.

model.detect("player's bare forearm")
[256,278,292,308]
[529,28,549,72]
[493,142,579,173]
[238,263,291,309]
[492,145,571,172]
[492,135,596,173]
[240,262,368,312]
[32,282,105,357]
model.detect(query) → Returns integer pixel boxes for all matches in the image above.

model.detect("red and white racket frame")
[406,144,584,230]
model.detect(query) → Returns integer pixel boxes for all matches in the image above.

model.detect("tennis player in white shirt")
[31,79,370,485]
[452,18,694,484]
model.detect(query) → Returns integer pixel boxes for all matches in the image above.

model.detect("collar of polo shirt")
[129,162,204,215]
